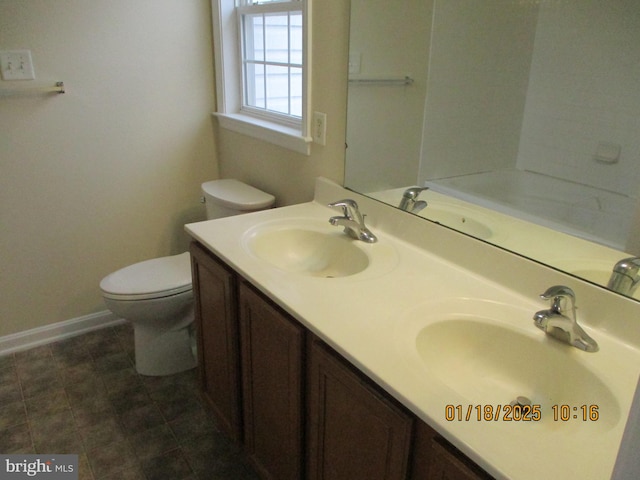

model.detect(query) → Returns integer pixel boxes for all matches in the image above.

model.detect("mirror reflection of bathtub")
[346,0,640,299]
[426,169,635,251]
[368,175,633,294]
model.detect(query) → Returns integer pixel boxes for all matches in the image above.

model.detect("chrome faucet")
[607,257,640,296]
[533,285,598,352]
[328,199,377,243]
[399,186,428,213]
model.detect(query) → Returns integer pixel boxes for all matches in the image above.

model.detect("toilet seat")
[100,252,192,301]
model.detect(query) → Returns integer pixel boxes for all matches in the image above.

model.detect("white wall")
[344,0,432,193]
[516,0,640,197]
[0,0,218,337]
[418,0,538,183]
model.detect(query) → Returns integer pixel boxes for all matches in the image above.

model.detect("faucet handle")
[402,186,429,200]
[328,199,362,221]
[539,285,575,316]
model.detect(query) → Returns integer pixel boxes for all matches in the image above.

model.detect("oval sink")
[400,299,620,432]
[246,226,369,278]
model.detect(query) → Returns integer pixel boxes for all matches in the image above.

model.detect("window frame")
[211,0,313,155]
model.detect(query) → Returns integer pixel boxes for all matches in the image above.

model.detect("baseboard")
[0,310,127,356]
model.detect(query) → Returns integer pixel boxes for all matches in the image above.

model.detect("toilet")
[100,179,275,376]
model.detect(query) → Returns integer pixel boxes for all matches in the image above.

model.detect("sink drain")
[510,396,532,408]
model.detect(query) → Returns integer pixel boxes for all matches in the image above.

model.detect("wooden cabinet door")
[410,420,494,480]
[307,336,413,480]
[239,282,305,480]
[190,242,242,441]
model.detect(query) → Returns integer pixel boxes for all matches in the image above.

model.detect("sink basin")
[247,226,369,277]
[242,216,404,279]
[399,299,620,431]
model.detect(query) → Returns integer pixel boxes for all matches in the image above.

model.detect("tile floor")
[0,323,260,480]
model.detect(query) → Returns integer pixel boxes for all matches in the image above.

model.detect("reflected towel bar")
[348,76,414,86]
[0,81,65,97]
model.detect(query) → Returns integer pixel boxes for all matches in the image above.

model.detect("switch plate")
[313,111,327,146]
[0,50,36,80]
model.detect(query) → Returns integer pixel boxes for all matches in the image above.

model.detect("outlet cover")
[0,50,35,80]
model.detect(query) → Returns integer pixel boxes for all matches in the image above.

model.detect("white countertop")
[186,178,640,480]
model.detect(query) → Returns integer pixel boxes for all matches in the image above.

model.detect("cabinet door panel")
[240,282,305,480]
[307,337,413,480]
[190,242,241,441]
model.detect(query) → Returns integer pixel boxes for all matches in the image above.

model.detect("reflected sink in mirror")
[398,299,625,432]
[242,218,399,279]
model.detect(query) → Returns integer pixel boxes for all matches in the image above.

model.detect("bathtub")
[425,170,635,250]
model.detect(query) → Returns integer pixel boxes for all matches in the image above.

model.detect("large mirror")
[345,0,640,300]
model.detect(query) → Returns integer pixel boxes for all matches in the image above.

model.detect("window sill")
[214,112,312,156]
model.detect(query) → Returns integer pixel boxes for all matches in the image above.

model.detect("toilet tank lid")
[100,252,192,298]
[201,179,275,210]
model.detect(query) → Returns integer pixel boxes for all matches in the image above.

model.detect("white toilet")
[100,179,275,376]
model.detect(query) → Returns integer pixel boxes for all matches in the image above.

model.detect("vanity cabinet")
[307,337,413,480]
[190,241,494,480]
[410,421,494,480]
[238,281,305,480]
[190,242,242,441]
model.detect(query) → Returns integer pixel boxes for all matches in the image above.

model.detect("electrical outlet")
[0,50,35,80]
[313,111,327,146]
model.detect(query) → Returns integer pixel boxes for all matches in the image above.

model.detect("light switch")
[0,50,36,80]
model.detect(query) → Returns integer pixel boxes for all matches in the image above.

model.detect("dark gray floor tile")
[0,376,22,404]
[140,448,194,480]
[56,360,96,384]
[78,417,126,451]
[0,422,33,453]
[119,403,166,434]
[0,326,258,480]
[0,364,18,386]
[25,389,69,417]
[100,367,142,395]
[20,371,64,399]
[71,395,116,429]
[86,440,138,479]
[169,409,218,444]
[108,385,151,415]
[99,465,145,480]
[14,344,52,363]
[0,400,27,430]
[93,351,133,374]
[31,409,82,454]
[128,423,179,460]
[66,377,108,404]
[0,353,15,370]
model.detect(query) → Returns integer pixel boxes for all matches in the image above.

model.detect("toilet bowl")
[100,179,275,376]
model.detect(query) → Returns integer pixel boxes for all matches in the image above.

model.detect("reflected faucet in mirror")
[399,187,428,214]
[533,285,598,352]
[345,0,640,300]
[608,257,640,297]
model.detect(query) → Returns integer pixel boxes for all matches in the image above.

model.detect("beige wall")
[216,0,349,206]
[0,0,219,337]
[0,0,350,338]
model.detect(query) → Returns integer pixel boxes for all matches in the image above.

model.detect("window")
[212,0,312,155]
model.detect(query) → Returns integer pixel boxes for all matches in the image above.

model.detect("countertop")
[185,177,640,480]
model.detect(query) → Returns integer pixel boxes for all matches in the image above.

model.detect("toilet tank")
[201,179,275,220]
